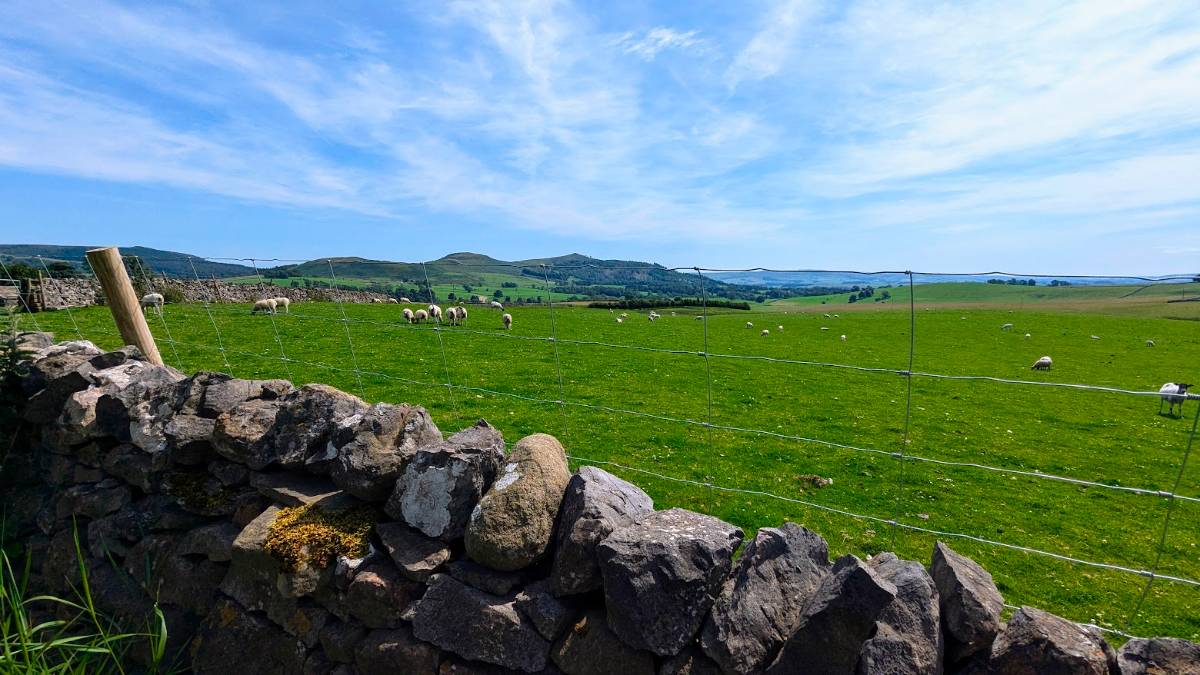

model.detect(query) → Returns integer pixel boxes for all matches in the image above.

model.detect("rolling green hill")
[0,244,256,278]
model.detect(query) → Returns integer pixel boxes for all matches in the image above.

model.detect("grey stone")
[412,574,550,672]
[515,580,574,642]
[102,442,167,492]
[388,421,505,541]
[266,598,331,648]
[93,363,184,451]
[330,402,442,501]
[251,472,341,506]
[550,466,654,597]
[700,523,830,674]
[765,555,897,674]
[931,541,1004,665]
[465,433,570,571]
[376,521,451,582]
[984,606,1112,675]
[202,377,293,418]
[164,414,216,465]
[659,646,723,675]
[55,478,130,519]
[344,559,425,628]
[212,398,284,469]
[209,459,249,486]
[597,508,744,657]
[22,341,101,423]
[551,609,655,675]
[355,625,442,675]
[177,521,242,562]
[857,552,943,675]
[191,596,308,675]
[273,384,368,472]
[447,559,524,596]
[1117,637,1200,675]
[319,620,368,664]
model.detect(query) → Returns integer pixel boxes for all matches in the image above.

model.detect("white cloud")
[615,27,708,61]
[725,0,820,89]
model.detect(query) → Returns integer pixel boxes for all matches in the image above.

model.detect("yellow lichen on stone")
[264,503,375,572]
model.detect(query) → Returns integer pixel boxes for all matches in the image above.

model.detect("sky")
[1,0,1199,274]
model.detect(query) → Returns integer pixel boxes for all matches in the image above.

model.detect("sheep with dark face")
[1031,356,1052,370]
[140,293,164,315]
[1159,383,1193,416]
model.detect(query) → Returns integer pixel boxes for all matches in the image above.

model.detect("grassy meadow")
[23,282,1200,640]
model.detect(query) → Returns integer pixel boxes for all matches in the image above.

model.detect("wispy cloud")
[615,27,708,61]
[725,0,820,89]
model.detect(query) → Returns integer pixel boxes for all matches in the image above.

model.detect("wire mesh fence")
[6,254,1200,639]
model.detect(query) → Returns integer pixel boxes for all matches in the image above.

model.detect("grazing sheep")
[1159,383,1193,416]
[840,334,846,342]
[820,327,829,331]
[272,297,291,314]
[1001,323,1014,330]
[446,305,467,326]
[620,312,629,318]
[251,298,277,315]
[1024,333,1031,339]
[387,298,399,304]
[140,293,164,315]
[1147,339,1156,347]
[777,325,783,331]
[746,322,754,329]
[823,313,831,318]
[490,300,504,310]
[616,317,624,324]
[1090,335,1101,340]
[399,297,412,303]
[457,305,468,324]
[833,314,840,318]
[413,309,429,323]
[695,315,703,320]
[761,329,769,336]
[428,304,443,323]
[402,308,415,323]
[372,298,383,304]
[1031,356,1053,371]
[502,313,513,330]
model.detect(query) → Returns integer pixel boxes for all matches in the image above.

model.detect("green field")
[224,273,582,302]
[23,285,1200,640]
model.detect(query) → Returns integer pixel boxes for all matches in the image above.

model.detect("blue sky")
[1,0,1198,273]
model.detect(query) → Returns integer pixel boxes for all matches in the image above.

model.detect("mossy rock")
[264,502,376,573]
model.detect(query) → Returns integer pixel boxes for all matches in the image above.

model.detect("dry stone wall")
[3,333,1199,675]
[32,277,393,309]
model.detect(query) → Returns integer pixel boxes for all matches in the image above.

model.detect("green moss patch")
[264,503,375,572]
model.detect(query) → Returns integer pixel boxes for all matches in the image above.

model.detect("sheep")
[402,308,415,323]
[140,292,164,315]
[1024,333,1031,339]
[1159,383,1193,416]
[1031,356,1053,371]
[833,314,840,318]
[761,329,770,336]
[1147,339,1156,347]
[387,298,399,304]
[457,305,468,324]
[478,296,489,304]
[695,315,703,320]
[251,298,277,315]
[820,326,829,331]
[840,334,847,342]
[490,300,504,310]
[428,304,443,323]
[746,322,754,329]
[616,317,624,324]
[777,325,783,331]
[372,298,383,304]
[413,309,429,323]
[502,313,513,330]
[1090,335,1101,340]
[272,297,291,314]
[399,297,413,303]
[446,305,467,326]
[823,313,831,318]
[1001,323,1014,331]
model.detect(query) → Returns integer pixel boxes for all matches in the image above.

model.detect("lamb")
[413,309,429,323]
[490,300,504,310]
[1159,383,1193,416]
[1031,356,1053,370]
[502,313,513,330]
[428,304,443,323]
[1001,323,1014,330]
[251,298,277,315]
[761,329,769,336]
[402,308,415,323]
[1147,339,1156,347]
[272,297,291,314]
[140,292,164,315]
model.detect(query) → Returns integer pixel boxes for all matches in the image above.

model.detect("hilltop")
[0,244,255,278]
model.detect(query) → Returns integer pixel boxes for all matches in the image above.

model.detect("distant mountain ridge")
[0,244,256,279]
[706,270,1196,288]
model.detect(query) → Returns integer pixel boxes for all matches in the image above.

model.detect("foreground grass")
[26,295,1200,640]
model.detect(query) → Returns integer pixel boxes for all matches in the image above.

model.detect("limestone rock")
[597,508,744,657]
[191,597,308,675]
[857,552,943,675]
[355,626,442,675]
[765,555,897,674]
[376,521,451,582]
[464,433,570,571]
[984,606,1112,675]
[1117,637,1200,675]
[273,384,368,472]
[319,620,368,664]
[330,402,442,501]
[515,580,575,642]
[412,574,550,673]
[344,560,425,629]
[251,472,341,507]
[551,609,655,675]
[931,541,1004,665]
[177,521,242,562]
[212,398,285,469]
[550,466,653,596]
[660,647,724,675]
[446,559,524,596]
[700,523,830,674]
[388,421,505,541]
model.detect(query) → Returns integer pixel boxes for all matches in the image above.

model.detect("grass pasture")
[24,286,1200,640]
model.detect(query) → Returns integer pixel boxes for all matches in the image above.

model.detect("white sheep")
[823,313,831,318]
[402,308,415,323]
[1159,383,1193,416]
[387,298,398,304]
[1024,333,1031,339]
[833,314,840,318]
[490,300,504,310]
[695,315,703,320]
[372,298,383,304]
[413,309,429,323]
[1147,339,1156,347]
[502,313,513,330]
[761,329,769,336]
[428,304,443,323]
[820,326,829,331]
[399,297,413,303]
[1090,335,1101,340]
[457,305,468,324]
[616,316,624,324]
[777,325,783,331]
[272,297,291,314]
[251,298,277,315]
[140,292,164,315]
[446,305,467,326]
[1001,323,1014,331]
[1031,356,1053,371]
[746,322,754,329]
[840,334,847,342]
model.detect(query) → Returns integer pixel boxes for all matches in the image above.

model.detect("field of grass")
[224,273,582,302]
[23,285,1200,640]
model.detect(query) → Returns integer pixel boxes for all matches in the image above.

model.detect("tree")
[848,295,857,303]
[447,292,457,301]
[493,289,504,298]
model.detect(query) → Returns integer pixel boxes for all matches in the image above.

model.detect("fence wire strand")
[0,258,45,334]
[541,264,571,442]
[187,258,233,374]
[326,260,365,399]
[420,261,459,420]
[248,258,293,381]
[126,255,184,370]
[891,271,916,549]
[34,256,84,341]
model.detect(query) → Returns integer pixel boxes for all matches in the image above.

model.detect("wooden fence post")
[85,246,164,366]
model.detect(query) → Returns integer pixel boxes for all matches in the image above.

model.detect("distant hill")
[707,270,1196,288]
[0,244,256,278]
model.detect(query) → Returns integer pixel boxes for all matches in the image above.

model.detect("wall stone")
[3,333,1196,674]
[32,277,396,309]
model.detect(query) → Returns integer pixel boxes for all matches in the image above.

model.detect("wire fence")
[6,255,1200,639]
